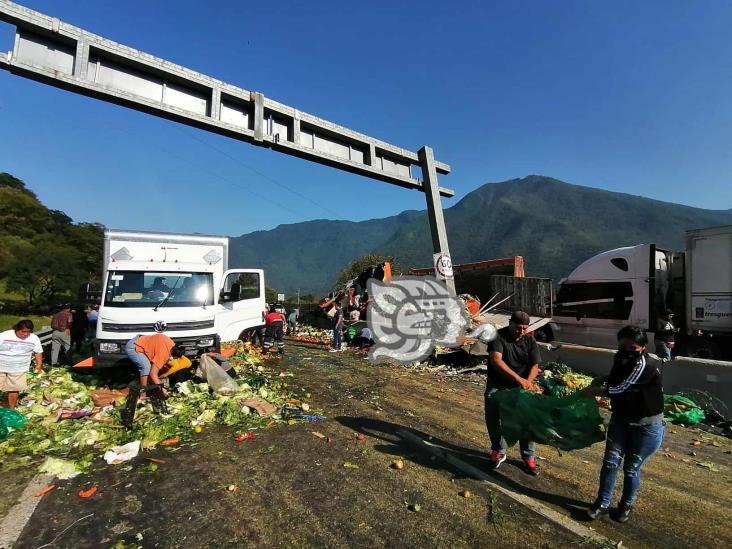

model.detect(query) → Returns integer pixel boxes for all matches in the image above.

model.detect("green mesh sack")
[539,378,565,398]
[0,408,27,442]
[493,389,606,451]
[664,394,705,425]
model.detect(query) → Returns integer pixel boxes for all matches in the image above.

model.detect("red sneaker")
[522,456,539,476]
[488,450,506,470]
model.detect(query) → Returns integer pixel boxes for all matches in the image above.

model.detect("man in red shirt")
[50,304,73,366]
[263,304,286,355]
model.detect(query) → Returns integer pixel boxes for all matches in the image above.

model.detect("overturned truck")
[409,256,554,337]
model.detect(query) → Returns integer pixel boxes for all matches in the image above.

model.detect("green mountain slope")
[229,211,421,295]
[230,176,732,293]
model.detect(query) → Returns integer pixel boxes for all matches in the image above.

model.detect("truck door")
[628,246,651,329]
[215,269,266,342]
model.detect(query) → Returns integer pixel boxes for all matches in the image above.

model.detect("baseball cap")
[510,310,531,326]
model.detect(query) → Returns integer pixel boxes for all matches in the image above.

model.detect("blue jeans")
[125,335,151,376]
[484,388,535,458]
[596,418,665,507]
[333,326,342,350]
[655,340,672,360]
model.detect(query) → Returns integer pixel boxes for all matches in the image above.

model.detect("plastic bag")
[664,394,705,425]
[493,389,606,451]
[0,408,27,441]
[197,355,239,394]
[104,440,141,464]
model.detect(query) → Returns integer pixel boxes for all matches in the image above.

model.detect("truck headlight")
[196,337,215,347]
[99,342,120,353]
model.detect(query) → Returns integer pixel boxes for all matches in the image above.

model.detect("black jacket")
[605,352,664,421]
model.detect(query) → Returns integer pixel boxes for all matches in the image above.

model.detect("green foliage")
[264,286,279,304]
[0,172,104,306]
[5,237,86,305]
[335,254,402,288]
[0,314,51,331]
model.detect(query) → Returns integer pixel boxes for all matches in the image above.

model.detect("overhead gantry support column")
[419,146,456,295]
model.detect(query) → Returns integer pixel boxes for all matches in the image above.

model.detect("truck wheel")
[239,327,263,346]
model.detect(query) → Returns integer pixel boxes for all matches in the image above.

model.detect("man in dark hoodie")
[581,325,664,523]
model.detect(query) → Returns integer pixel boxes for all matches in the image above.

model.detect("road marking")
[396,429,616,545]
[0,473,54,549]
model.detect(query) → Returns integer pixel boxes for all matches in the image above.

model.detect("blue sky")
[1,0,731,236]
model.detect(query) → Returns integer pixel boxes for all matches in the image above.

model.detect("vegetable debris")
[0,342,296,475]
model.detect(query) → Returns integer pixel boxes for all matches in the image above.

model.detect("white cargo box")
[686,225,732,332]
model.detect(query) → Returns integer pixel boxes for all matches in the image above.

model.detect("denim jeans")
[484,388,535,458]
[333,326,343,350]
[125,335,152,376]
[654,340,672,360]
[596,418,665,507]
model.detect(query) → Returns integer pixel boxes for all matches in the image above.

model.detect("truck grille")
[102,319,215,332]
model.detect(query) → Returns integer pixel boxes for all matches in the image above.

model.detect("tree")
[0,172,34,195]
[335,254,402,288]
[5,239,86,305]
[66,222,104,279]
[264,286,279,304]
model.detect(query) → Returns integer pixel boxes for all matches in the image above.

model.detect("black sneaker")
[616,503,633,523]
[586,501,610,521]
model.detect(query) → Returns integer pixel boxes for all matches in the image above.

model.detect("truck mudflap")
[86,334,220,369]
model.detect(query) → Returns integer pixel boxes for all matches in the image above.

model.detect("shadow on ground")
[336,415,590,521]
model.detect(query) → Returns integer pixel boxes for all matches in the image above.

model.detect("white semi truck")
[549,225,732,359]
[94,229,265,367]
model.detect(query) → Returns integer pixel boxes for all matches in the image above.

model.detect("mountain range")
[229,175,732,295]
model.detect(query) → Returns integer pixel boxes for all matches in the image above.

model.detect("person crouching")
[263,304,286,355]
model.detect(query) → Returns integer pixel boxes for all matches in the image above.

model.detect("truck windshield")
[104,271,214,308]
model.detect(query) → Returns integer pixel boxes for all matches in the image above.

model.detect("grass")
[0,279,25,301]
[0,314,51,331]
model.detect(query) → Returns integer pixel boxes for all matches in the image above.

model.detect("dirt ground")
[3,343,731,548]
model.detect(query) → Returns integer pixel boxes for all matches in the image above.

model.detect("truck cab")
[552,244,672,349]
[94,230,265,367]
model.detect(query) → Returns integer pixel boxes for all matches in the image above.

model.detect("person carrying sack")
[581,325,665,523]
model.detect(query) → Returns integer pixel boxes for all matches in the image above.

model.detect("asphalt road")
[4,343,731,548]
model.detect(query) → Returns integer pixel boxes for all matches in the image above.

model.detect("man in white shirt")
[0,319,44,409]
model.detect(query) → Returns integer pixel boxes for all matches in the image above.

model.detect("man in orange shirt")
[124,322,184,393]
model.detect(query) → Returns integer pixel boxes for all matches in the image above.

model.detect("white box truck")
[94,229,265,367]
[549,225,732,359]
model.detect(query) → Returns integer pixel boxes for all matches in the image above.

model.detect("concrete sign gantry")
[0,0,456,293]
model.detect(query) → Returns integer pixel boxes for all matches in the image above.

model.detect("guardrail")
[539,341,732,414]
[36,326,52,346]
